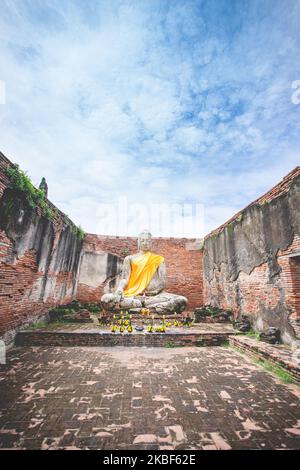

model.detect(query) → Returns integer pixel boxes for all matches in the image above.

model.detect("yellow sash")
[123,251,164,297]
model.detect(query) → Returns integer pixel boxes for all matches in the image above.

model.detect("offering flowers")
[111,314,117,332]
[154,325,166,333]
[141,308,151,316]
[127,314,133,333]
[147,314,155,332]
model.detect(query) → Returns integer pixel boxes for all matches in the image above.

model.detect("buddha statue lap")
[101,231,187,315]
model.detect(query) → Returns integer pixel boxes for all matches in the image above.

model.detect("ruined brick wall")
[77,234,203,309]
[203,167,300,344]
[0,152,83,344]
[277,234,300,337]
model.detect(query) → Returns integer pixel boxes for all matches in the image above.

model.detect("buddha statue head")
[138,230,152,252]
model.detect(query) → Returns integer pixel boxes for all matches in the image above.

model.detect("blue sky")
[0,0,299,236]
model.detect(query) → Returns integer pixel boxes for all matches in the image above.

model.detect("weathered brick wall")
[77,234,203,309]
[277,235,300,335]
[203,167,300,344]
[0,152,83,344]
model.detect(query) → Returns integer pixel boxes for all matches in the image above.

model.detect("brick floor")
[0,346,300,450]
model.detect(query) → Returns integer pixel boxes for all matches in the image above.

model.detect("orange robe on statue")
[123,251,164,297]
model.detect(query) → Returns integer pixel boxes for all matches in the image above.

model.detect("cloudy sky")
[0,0,299,237]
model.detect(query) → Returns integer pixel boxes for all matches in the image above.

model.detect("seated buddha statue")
[101,230,187,315]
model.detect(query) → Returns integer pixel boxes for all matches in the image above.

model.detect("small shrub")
[246,328,261,340]
[121,247,130,257]
[259,198,270,207]
[50,307,76,315]
[76,225,85,241]
[24,320,50,330]
[83,303,102,313]
[164,342,180,348]
[5,165,55,218]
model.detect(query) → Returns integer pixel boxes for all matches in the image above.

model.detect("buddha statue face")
[138,230,152,252]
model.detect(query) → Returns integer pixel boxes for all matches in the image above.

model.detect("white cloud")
[173,126,213,154]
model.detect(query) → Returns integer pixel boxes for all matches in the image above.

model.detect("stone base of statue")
[101,291,187,315]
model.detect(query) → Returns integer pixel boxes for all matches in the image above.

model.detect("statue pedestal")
[101,291,187,315]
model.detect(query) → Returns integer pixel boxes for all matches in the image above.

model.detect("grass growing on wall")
[5,164,85,241]
[5,164,55,219]
[121,247,130,257]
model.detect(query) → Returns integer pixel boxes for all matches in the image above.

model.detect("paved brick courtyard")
[0,346,300,450]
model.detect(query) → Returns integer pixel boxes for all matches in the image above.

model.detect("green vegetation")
[236,213,244,223]
[23,321,48,330]
[5,164,85,240]
[24,320,63,330]
[204,305,229,317]
[253,358,296,384]
[208,306,219,316]
[246,328,261,340]
[50,307,76,315]
[164,342,181,348]
[226,222,235,235]
[48,302,101,324]
[23,303,102,329]
[209,212,244,241]
[230,345,297,385]
[121,247,130,257]
[69,222,85,241]
[259,198,269,207]
[6,165,55,219]
[82,303,102,313]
